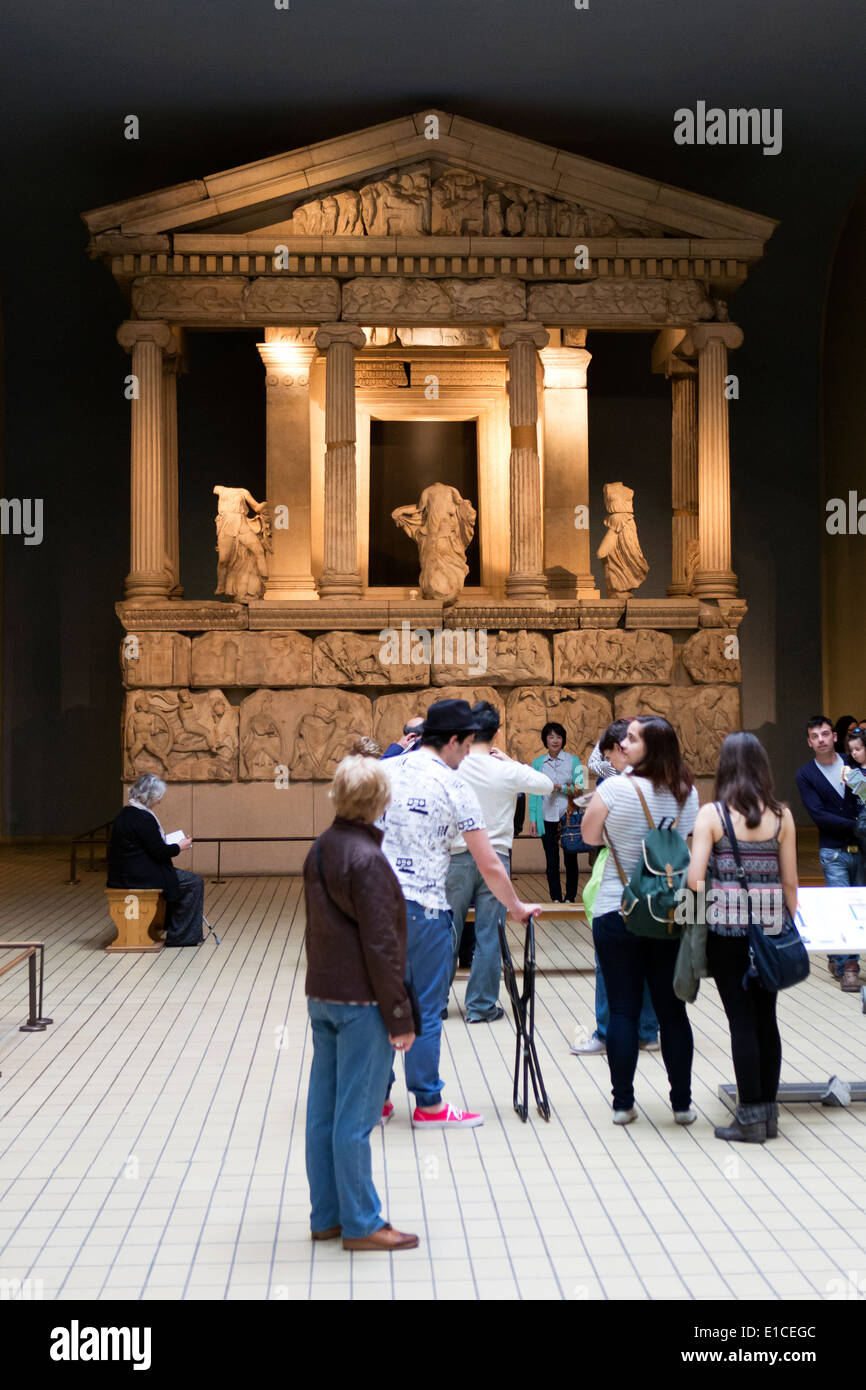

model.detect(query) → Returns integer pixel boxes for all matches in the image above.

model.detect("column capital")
[540,347,591,389]
[117,320,176,353]
[257,342,319,378]
[687,323,744,353]
[315,323,366,352]
[499,322,549,352]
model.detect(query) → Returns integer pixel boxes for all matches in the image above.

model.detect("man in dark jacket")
[796,714,864,990]
[107,774,204,946]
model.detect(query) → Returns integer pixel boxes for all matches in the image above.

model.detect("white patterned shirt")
[380,747,486,910]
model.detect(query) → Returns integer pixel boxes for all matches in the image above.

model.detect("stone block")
[625,598,701,630]
[121,632,191,688]
[313,632,428,686]
[123,689,237,782]
[191,631,313,687]
[505,687,612,767]
[680,630,742,684]
[614,685,740,775]
[239,688,372,782]
[554,629,672,685]
[578,599,625,628]
[432,631,551,687]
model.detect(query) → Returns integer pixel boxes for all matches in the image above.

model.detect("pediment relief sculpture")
[288,165,669,240]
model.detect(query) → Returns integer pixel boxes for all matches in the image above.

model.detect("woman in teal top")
[528,721,585,901]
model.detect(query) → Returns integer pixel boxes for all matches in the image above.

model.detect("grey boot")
[765,1101,779,1139]
[714,1101,768,1143]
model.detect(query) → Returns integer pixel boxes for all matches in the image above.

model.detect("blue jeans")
[593,953,658,1043]
[305,999,393,1239]
[819,847,864,971]
[446,850,506,1020]
[390,900,455,1109]
[593,909,693,1113]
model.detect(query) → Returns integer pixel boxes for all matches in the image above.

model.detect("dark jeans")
[706,930,781,1114]
[542,820,579,901]
[593,908,693,1112]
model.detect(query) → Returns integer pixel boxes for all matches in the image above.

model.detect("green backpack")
[605,782,690,940]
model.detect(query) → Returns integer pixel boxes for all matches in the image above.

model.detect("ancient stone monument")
[86,110,774,867]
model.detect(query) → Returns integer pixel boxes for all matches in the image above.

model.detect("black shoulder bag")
[718,804,809,993]
[314,840,422,1034]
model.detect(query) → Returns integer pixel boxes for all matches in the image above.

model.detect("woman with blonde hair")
[303,754,418,1251]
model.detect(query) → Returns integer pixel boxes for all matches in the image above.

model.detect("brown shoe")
[841,963,862,992]
[311,1226,341,1241]
[342,1223,419,1251]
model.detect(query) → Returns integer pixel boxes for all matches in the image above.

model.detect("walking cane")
[202,913,221,946]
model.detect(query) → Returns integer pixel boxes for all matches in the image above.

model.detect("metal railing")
[0,942,52,1036]
[67,823,315,886]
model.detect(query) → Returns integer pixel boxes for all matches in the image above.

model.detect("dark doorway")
[368,419,481,587]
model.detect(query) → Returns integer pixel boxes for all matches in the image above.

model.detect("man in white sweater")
[446,702,554,1021]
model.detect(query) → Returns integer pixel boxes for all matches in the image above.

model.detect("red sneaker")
[411,1104,483,1129]
[380,1100,395,1125]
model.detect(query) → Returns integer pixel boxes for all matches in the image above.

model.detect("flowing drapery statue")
[214,485,272,603]
[392,482,477,604]
[596,481,649,599]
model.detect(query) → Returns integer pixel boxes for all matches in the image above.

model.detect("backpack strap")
[602,825,629,886]
[631,781,658,829]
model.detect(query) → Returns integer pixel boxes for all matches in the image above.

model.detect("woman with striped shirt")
[688,732,798,1144]
[582,717,699,1126]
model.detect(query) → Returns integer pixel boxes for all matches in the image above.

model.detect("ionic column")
[691,324,743,599]
[257,330,318,599]
[540,337,598,598]
[117,321,176,603]
[315,324,366,598]
[162,341,183,597]
[500,322,549,601]
[667,367,698,596]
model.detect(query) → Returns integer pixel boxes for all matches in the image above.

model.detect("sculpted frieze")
[554,629,672,685]
[132,276,246,320]
[372,687,506,752]
[614,684,740,775]
[313,632,428,687]
[505,687,612,767]
[240,688,372,781]
[433,631,552,687]
[121,632,191,688]
[529,279,715,325]
[191,631,313,687]
[243,277,341,320]
[341,277,526,323]
[680,630,742,684]
[123,689,237,782]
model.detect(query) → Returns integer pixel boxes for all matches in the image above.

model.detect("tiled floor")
[2,844,866,1301]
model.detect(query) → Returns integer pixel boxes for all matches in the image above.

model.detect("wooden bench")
[104,889,166,953]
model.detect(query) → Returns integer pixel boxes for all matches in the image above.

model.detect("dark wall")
[1,0,863,834]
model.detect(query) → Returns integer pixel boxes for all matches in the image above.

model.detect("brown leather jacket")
[303,818,411,1036]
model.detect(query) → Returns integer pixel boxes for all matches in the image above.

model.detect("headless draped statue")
[596,481,649,599]
[392,482,477,604]
[214,486,272,603]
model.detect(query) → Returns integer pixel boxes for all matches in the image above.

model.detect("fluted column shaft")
[692,324,742,599]
[667,371,698,595]
[162,351,182,597]
[315,324,366,598]
[500,323,549,601]
[117,321,175,603]
[541,344,598,598]
[258,331,318,599]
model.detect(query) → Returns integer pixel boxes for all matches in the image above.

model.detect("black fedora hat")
[422,698,482,735]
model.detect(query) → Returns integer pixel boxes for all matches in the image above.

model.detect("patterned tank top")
[706,802,789,937]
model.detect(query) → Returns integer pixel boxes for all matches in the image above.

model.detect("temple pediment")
[83,110,777,249]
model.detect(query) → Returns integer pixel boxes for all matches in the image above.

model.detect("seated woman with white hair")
[106,774,204,947]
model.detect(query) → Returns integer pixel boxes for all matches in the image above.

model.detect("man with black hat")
[381,698,542,1129]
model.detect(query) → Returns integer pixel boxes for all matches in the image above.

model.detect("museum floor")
[2,843,866,1303]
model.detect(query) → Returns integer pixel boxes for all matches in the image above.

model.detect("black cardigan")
[795,760,859,851]
[107,805,181,902]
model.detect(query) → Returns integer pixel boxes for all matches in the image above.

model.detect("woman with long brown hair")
[688,732,798,1143]
[582,717,699,1126]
